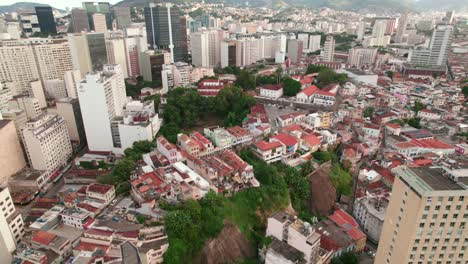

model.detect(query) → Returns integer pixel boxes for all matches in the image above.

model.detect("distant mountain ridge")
[103,0,468,11]
[0,2,65,13]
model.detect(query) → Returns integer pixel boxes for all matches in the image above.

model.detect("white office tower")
[297,33,310,52]
[0,43,39,95]
[357,22,365,41]
[372,20,387,38]
[8,96,41,120]
[32,40,73,85]
[64,70,82,99]
[408,25,453,67]
[161,64,174,94]
[119,100,162,150]
[348,47,378,68]
[78,64,128,153]
[21,114,72,175]
[309,35,321,52]
[0,187,25,262]
[106,38,129,78]
[191,30,211,67]
[395,13,408,43]
[321,35,335,62]
[45,79,67,99]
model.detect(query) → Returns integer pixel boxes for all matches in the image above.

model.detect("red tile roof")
[254,141,282,151]
[260,84,283,91]
[329,209,366,241]
[87,183,113,194]
[75,241,109,252]
[302,134,321,146]
[32,231,56,246]
[271,133,298,146]
[300,85,319,97]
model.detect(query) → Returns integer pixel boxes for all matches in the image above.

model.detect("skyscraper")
[144,3,188,63]
[445,11,455,24]
[86,33,108,71]
[92,13,107,32]
[71,8,90,33]
[287,39,303,64]
[309,35,321,52]
[348,47,378,68]
[78,64,127,152]
[113,7,132,29]
[83,2,112,30]
[357,22,365,41]
[106,37,129,78]
[395,13,408,43]
[375,166,468,264]
[0,120,26,185]
[408,25,453,67]
[34,6,56,34]
[321,35,335,62]
[372,20,387,38]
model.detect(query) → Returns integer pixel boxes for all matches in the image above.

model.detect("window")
[435,205,441,210]
[425,206,430,211]
[448,197,454,201]
[419,223,425,227]
[445,205,451,210]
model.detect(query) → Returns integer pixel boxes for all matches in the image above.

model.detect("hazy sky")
[2,0,121,10]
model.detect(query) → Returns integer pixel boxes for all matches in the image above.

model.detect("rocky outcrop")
[307,162,337,216]
[194,220,255,264]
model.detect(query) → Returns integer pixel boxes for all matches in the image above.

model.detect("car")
[367,250,375,257]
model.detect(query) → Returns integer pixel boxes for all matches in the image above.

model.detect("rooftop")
[395,166,466,194]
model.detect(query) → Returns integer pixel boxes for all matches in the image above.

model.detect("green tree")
[329,164,352,197]
[236,70,256,90]
[407,117,422,129]
[363,107,375,118]
[313,151,333,163]
[306,64,328,74]
[462,86,468,98]
[331,252,359,264]
[282,77,301,96]
[412,100,426,114]
[317,69,347,86]
[136,214,146,224]
[386,70,394,80]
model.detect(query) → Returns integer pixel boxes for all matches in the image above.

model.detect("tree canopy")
[282,77,302,96]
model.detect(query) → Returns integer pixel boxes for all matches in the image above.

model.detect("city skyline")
[1,0,121,10]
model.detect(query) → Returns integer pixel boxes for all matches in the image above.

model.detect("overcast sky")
[2,0,121,10]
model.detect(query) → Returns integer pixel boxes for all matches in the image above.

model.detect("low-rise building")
[60,208,94,229]
[156,136,183,164]
[85,183,115,205]
[204,126,235,149]
[251,141,283,163]
[353,195,388,243]
[259,85,283,99]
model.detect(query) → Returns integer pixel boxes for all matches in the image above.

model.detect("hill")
[0,2,64,13]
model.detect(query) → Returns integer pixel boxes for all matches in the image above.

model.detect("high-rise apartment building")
[68,33,92,77]
[71,8,90,33]
[0,120,26,184]
[0,187,25,262]
[125,35,148,77]
[408,25,453,67]
[395,13,408,43]
[145,3,188,63]
[44,79,67,99]
[21,114,72,175]
[0,82,13,112]
[78,64,127,152]
[64,70,82,99]
[56,98,86,145]
[348,47,378,68]
[106,38,129,78]
[191,30,211,68]
[34,6,56,34]
[113,7,132,29]
[309,35,321,52]
[297,33,309,51]
[321,35,335,62]
[92,13,107,33]
[357,22,365,41]
[32,39,73,85]
[287,39,303,64]
[376,166,468,264]
[372,20,387,38]
[0,43,39,95]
